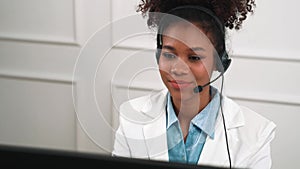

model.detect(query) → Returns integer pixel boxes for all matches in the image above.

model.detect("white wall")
[0,0,299,169]
[0,0,111,153]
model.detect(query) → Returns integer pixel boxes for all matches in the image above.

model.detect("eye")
[162,52,177,59]
[188,55,204,61]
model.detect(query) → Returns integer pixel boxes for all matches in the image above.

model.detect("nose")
[170,58,189,76]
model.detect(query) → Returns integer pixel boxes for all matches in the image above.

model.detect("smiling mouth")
[169,80,193,89]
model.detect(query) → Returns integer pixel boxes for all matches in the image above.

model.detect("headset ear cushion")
[222,57,231,72]
[217,52,231,72]
[221,52,231,72]
[155,48,161,64]
[156,33,163,64]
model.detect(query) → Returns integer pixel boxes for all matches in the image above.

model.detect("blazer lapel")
[198,116,232,167]
[143,115,169,161]
[198,96,245,167]
[141,89,169,161]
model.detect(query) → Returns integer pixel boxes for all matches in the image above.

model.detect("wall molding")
[230,53,300,63]
[112,79,165,92]
[0,71,74,85]
[112,80,300,106]
[227,92,300,106]
[0,36,80,46]
[113,43,300,63]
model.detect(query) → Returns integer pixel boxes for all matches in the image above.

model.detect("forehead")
[162,21,213,48]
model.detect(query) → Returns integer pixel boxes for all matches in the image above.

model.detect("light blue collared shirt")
[166,87,220,164]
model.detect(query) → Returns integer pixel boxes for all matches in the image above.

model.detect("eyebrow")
[162,45,175,51]
[162,45,205,52]
[188,47,205,52]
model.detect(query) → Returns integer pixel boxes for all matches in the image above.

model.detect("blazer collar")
[140,90,244,129]
[140,91,245,164]
[140,89,168,119]
[221,96,245,129]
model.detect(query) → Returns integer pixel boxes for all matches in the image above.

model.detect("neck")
[172,87,211,121]
[171,87,211,142]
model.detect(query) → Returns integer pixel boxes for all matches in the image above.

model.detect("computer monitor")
[0,144,241,169]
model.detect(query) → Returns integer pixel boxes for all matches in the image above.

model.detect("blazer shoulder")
[240,105,276,138]
[222,96,276,145]
[118,89,168,123]
[222,96,276,133]
[120,89,167,111]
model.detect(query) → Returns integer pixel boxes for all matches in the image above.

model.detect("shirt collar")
[192,87,220,138]
[166,86,220,138]
[166,92,178,129]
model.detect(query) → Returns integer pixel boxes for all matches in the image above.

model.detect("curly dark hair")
[136,0,256,72]
[136,0,256,30]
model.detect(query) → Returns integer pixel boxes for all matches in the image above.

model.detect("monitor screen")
[0,144,241,169]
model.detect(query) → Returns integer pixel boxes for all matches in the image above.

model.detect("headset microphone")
[193,72,224,93]
[193,82,210,93]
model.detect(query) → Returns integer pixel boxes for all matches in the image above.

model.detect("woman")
[112,1,276,169]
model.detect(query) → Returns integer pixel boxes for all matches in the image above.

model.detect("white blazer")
[112,89,276,169]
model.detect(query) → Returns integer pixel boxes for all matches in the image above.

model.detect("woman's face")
[159,21,216,102]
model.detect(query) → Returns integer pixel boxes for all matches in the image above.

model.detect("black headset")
[155,5,231,73]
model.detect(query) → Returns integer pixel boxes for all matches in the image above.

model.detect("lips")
[168,80,193,89]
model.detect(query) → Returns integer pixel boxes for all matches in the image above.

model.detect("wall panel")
[0,0,77,44]
[0,76,76,151]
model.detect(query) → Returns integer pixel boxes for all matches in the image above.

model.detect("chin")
[168,88,197,101]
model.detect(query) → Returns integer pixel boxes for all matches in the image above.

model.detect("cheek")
[190,64,210,81]
[158,69,169,85]
[198,56,215,75]
[158,65,169,79]
[158,59,171,73]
